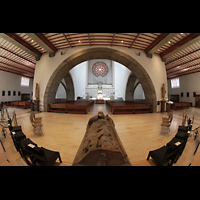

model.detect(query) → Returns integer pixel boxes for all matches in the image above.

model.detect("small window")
[21,77,29,87]
[171,78,180,88]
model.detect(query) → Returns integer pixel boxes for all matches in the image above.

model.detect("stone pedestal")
[161,100,166,112]
[34,100,40,111]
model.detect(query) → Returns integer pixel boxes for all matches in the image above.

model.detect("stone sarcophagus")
[72,112,132,166]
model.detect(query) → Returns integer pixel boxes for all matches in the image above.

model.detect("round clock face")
[92,62,108,77]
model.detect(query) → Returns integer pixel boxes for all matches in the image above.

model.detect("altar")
[86,84,114,102]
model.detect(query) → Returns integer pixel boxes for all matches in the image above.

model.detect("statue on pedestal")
[34,83,40,111]
[35,83,39,101]
[161,83,167,112]
[161,83,166,100]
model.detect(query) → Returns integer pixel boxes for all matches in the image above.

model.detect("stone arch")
[125,73,145,100]
[56,81,67,99]
[133,82,145,99]
[44,47,157,112]
[63,72,75,100]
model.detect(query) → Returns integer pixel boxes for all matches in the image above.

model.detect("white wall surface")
[168,71,200,106]
[113,61,131,99]
[56,83,66,99]
[34,46,167,112]
[134,83,145,99]
[0,70,33,102]
[69,61,87,99]
[61,60,130,100]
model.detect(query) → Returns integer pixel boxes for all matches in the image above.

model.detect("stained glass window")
[92,62,108,77]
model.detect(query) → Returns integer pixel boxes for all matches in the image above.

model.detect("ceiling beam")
[0,65,33,78]
[0,45,36,65]
[32,33,57,53]
[0,55,35,72]
[160,33,200,59]
[88,33,91,46]
[63,33,72,48]
[167,62,200,75]
[166,56,200,71]
[0,60,34,75]
[25,33,56,53]
[129,33,140,48]
[1,33,42,57]
[145,33,178,54]
[111,33,115,46]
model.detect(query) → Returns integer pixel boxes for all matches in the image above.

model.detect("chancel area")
[56,60,145,102]
[1,33,200,166]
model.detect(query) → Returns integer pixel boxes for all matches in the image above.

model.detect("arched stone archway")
[43,47,157,112]
[125,73,145,100]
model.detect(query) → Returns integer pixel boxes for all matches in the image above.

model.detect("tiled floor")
[1,104,200,166]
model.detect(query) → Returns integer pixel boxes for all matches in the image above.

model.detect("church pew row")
[48,101,94,114]
[173,102,190,110]
[106,101,152,114]
[11,101,30,109]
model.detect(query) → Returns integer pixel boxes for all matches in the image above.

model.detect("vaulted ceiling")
[1,33,200,79]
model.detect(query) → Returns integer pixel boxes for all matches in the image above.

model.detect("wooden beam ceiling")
[1,33,200,79]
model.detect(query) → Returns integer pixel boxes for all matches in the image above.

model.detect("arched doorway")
[43,47,157,112]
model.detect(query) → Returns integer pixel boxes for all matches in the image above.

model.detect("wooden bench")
[11,101,30,109]
[11,101,19,107]
[18,101,30,109]
[173,102,190,110]
[48,104,68,113]
[67,101,94,114]
[106,101,152,114]
[133,104,152,113]
[48,101,94,114]
[67,104,88,114]
[112,105,134,114]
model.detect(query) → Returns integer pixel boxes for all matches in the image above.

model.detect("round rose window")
[92,62,108,77]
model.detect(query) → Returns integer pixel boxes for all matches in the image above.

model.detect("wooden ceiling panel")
[1,33,200,79]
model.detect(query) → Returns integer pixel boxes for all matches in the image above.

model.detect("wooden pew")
[11,101,30,109]
[67,104,88,114]
[106,101,152,114]
[173,102,190,110]
[67,101,94,114]
[133,104,153,113]
[11,101,19,108]
[48,104,68,113]
[18,101,30,109]
[48,101,94,114]
[112,105,134,114]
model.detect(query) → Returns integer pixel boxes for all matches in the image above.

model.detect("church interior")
[1,33,200,166]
